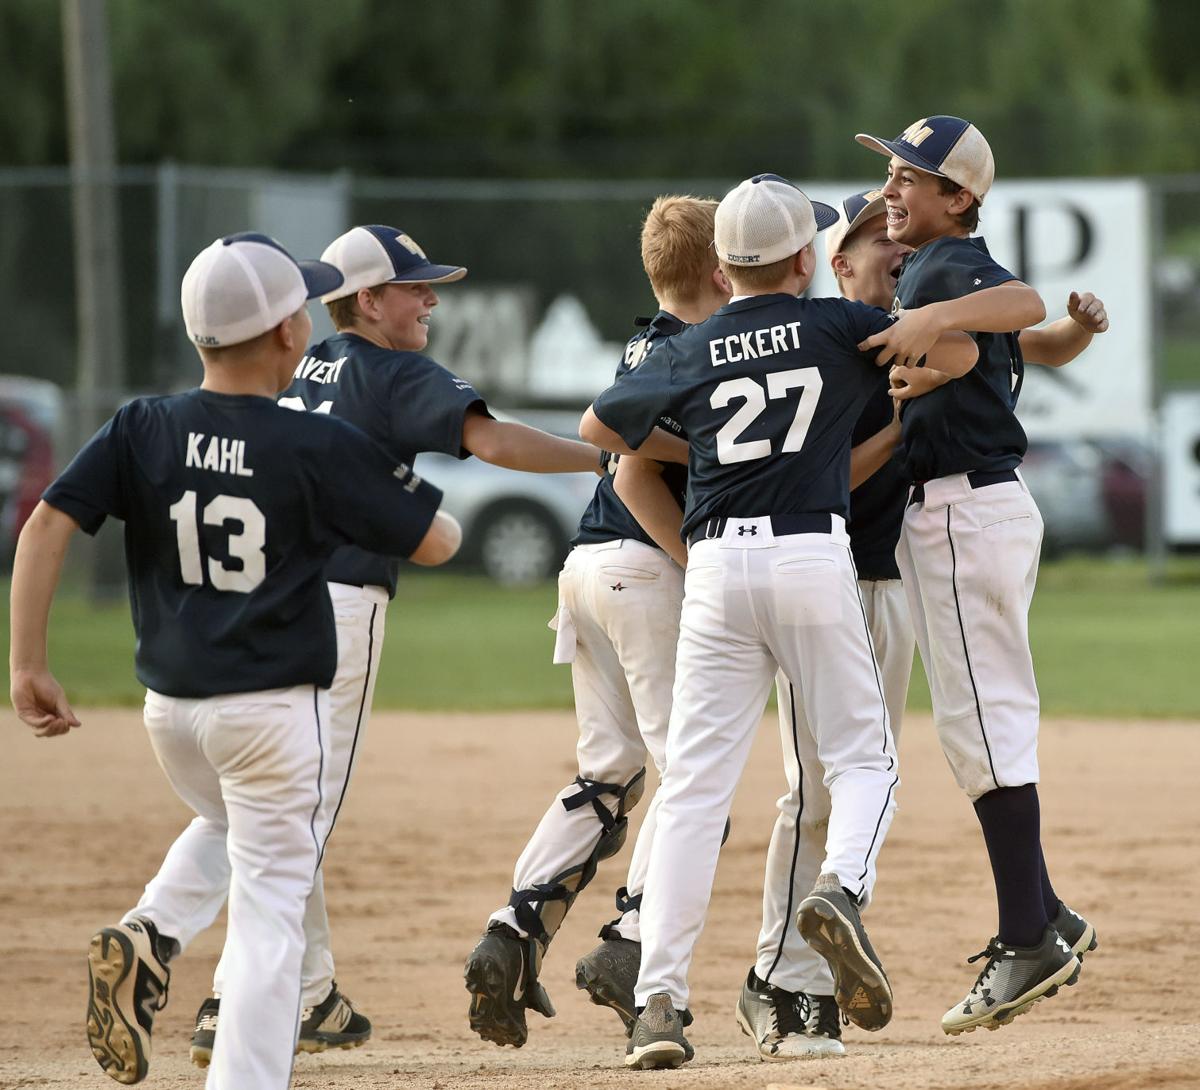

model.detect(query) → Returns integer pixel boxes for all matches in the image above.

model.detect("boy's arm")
[462,408,603,473]
[888,364,954,402]
[862,282,1046,367]
[613,457,688,567]
[9,502,82,737]
[850,410,902,489]
[579,407,689,463]
[1019,291,1109,367]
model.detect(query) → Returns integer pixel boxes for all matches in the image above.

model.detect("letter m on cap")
[901,119,934,147]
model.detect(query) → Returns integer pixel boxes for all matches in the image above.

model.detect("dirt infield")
[3,708,1198,1089]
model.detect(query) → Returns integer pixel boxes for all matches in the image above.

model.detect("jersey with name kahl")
[894,236,1026,482]
[592,294,894,539]
[283,331,489,595]
[574,311,688,548]
[43,390,442,698]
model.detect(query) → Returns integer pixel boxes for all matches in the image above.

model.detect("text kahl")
[185,432,254,477]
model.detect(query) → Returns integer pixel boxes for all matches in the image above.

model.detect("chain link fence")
[0,165,1197,581]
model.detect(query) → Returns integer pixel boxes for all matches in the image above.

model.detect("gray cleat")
[575,935,640,1033]
[942,927,1081,1035]
[624,993,693,1070]
[796,873,892,1032]
[735,968,845,1060]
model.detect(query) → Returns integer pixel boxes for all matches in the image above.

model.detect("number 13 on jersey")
[712,367,823,464]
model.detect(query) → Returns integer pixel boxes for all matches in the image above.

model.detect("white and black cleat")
[735,968,845,1060]
[1051,902,1098,961]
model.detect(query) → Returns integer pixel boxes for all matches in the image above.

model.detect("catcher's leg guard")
[503,769,647,1016]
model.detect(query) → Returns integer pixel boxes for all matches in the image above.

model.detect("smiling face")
[833,214,911,309]
[881,157,972,247]
[364,281,440,351]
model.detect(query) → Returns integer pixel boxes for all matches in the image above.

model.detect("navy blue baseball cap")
[856,116,994,203]
[181,232,344,347]
[320,225,468,302]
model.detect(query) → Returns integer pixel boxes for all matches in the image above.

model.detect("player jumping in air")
[856,114,1099,1034]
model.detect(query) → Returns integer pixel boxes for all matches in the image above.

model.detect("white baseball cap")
[715,174,839,266]
[824,189,887,266]
[856,115,994,203]
[181,232,343,348]
[320,225,468,303]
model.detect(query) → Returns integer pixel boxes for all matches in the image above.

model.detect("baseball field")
[3,561,1199,1089]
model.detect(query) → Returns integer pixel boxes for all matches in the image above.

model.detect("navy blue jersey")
[848,385,906,580]
[592,294,894,539]
[574,311,688,548]
[894,236,1026,482]
[43,390,442,699]
[282,331,488,594]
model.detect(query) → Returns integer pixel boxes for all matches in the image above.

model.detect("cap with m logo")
[855,116,994,203]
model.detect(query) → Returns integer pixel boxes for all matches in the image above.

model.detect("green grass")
[7,556,1200,718]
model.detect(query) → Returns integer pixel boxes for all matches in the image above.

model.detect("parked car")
[416,409,598,584]
[1021,437,1151,555]
[0,377,61,566]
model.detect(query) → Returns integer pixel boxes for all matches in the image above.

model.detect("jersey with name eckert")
[895,236,1026,482]
[42,390,443,699]
[592,294,894,539]
[282,331,489,595]
[573,311,688,548]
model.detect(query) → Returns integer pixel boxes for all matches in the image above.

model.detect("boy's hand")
[889,363,953,401]
[1067,291,1109,334]
[859,306,943,367]
[11,668,80,737]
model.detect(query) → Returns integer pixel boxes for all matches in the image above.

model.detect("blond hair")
[641,196,719,305]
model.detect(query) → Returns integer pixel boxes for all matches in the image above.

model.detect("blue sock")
[972,784,1048,948]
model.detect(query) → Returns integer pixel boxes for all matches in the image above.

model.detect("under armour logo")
[610,582,625,591]
[973,278,982,286]
[737,525,758,536]
[1056,935,1072,955]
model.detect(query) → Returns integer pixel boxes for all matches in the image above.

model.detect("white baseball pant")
[634,516,899,1010]
[756,577,914,993]
[896,472,1042,801]
[129,582,387,1012]
[129,684,331,1090]
[213,582,387,1006]
[489,539,682,937]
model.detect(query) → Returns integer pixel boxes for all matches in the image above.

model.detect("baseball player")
[568,200,916,1061]
[855,115,1098,1034]
[746,191,1110,1060]
[464,196,723,1049]
[580,174,980,1068]
[184,223,605,1063]
[8,233,460,1088]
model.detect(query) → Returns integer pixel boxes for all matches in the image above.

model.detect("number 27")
[712,367,824,464]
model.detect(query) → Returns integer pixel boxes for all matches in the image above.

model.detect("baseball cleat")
[796,873,892,1032]
[1051,902,1098,961]
[465,922,552,1048]
[624,993,693,1069]
[86,918,170,1085]
[189,997,220,1068]
[735,969,845,1060]
[298,983,372,1053]
[575,934,640,1033]
[941,927,1081,1035]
